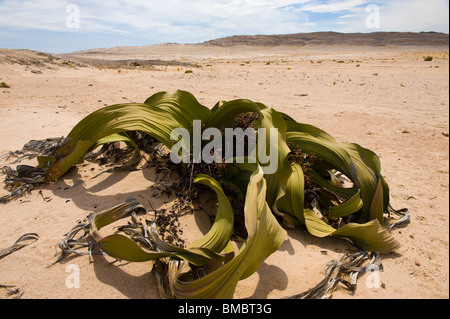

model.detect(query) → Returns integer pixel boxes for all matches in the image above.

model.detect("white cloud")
[0,0,448,48]
[376,0,449,32]
[338,14,358,19]
[296,0,367,13]
[0,0,70,31]
[315,0,450,33]
[0,0,321,43]
[0,1,306,34]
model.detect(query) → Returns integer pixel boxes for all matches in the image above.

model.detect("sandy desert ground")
[0,43,448,299]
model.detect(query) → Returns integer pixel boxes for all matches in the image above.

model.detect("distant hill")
[2,32,447,69]
[202,32,449,47]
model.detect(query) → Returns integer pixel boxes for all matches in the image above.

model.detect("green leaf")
[45,90,210,181]
[145,90,212,124]
[98,234,170,262]
[303,210,399,253]
[206,99,262,129]
[220,160,257,198]
[98,233,225,265]
[368,177,385,225]
[276,163,305,224]
[173,166,287,298]
[328,190,364,219]
[286,121,389,223]
[258,108,292,209]
[90,197,226,266]
[88,176,238,266]
[188,174,234,254]
[94,132,140,154]
[341,142,386,222]
[307,169,358,198]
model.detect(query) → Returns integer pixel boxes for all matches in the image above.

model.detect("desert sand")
[0,41,448,299]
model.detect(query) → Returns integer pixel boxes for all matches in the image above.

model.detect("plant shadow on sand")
[40,153,308,299]
[91,253,161,299]
[1,136,406,299]
[10,140,400,299]
[43,159,294,299]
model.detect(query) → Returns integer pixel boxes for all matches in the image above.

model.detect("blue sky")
[0,0,448,53]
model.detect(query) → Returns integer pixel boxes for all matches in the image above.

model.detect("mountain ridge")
[201,31,449,47]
